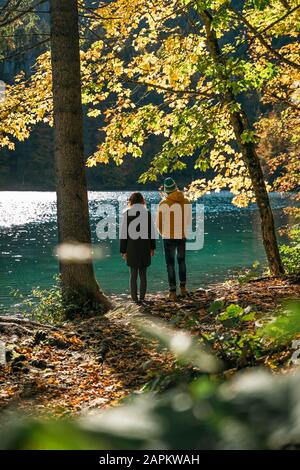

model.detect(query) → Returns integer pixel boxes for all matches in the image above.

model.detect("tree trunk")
[50,0,112,314]
[199,9,284,276]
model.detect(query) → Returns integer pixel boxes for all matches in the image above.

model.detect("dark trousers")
[130,267,147,301]
[163,239,186,292]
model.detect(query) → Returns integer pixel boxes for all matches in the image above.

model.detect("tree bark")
[50,0,112,314]
[199,9,284,276]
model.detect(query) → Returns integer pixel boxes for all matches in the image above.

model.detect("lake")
[0,191,293,312]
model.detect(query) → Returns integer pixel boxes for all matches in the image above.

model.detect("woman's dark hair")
[128,192,145,206]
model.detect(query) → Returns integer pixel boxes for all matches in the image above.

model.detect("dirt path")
[0,277,299,416]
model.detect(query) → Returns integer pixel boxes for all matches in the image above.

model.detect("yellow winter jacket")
[156,190,192,239]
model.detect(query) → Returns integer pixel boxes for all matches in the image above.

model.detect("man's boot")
[180,286,188,297]
[168,291,177,301]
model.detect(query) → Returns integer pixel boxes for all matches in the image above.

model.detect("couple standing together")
[120,177,192,303]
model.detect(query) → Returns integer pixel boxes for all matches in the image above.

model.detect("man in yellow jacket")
[156,178,192,301]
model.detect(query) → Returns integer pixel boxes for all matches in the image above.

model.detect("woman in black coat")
[120,192,156,303]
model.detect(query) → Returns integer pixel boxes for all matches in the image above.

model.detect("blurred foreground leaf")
[135,317,222,373]
[2,369,300,449]
[258,301,300,345]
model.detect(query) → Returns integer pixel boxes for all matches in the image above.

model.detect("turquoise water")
[0,191,292,312]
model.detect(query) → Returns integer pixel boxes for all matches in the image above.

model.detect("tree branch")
[0,0,23,23]
[0,0,14,12]
[0,0,48,28]
[263,90,300,111]
[229,6,300,71]
[121,74,212,98]
[80,5,121,21]
[259,4,300,35]
[279,0,290,9]
[223,4,300,66]
[0,38,49,61]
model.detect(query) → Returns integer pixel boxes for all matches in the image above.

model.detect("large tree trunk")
[199,9,284,276]
[50,0,112,313]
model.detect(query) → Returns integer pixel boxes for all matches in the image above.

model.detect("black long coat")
[120,206,156,268]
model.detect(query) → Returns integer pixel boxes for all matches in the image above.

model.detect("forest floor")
[0,277,299,417]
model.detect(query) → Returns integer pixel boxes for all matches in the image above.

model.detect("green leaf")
[219,304,244,321]
[241,130,256,144]
[241,312,256,322]
[209,299,225,314]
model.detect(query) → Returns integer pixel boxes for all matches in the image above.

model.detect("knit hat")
[164,177,177,194]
